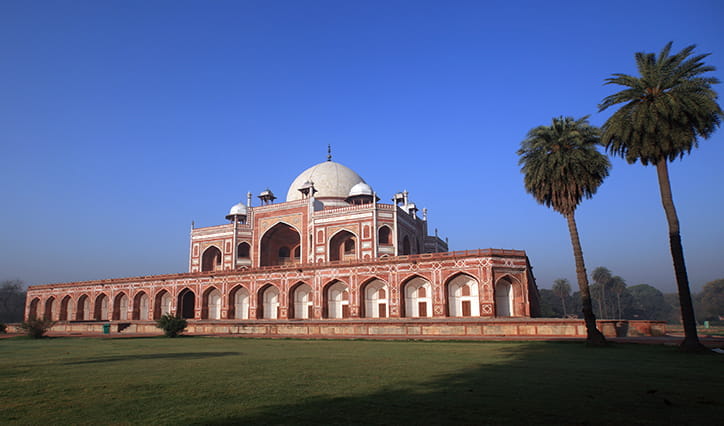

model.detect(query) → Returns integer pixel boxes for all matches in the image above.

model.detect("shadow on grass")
[194,342,720,425]
[64,351,242,365]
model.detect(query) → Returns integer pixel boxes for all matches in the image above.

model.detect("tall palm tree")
[599,42,722,351]
[518,116,610,345]
[552,278,572,317]
[609,275,627,319]
[592,266,612,319]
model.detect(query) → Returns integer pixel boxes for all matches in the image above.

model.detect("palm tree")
[552,278,572,317]
[609,275,627,319]
[599,42,722,351]
[592,267,612,319]
[518,116,610,345]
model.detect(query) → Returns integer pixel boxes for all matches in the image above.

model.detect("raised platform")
[28,318,667,339]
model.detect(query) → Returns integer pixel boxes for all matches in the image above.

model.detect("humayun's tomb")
[23,152,665,339]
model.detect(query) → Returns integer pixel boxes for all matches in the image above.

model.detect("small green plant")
[19,317,55,338]
[156,314,187,337]
[0,323,7,333]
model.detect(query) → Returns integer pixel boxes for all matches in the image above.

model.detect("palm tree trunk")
[655,159,704,351]
[560,296,567,317]
[565,211,606,345]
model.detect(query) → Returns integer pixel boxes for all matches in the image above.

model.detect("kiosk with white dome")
[25,152,569,338]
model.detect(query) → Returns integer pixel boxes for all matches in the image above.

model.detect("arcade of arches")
[26,268,531,323]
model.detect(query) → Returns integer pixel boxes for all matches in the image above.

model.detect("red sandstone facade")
[25,157,541,328]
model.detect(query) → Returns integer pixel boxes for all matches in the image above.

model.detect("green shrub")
[0,323,7,333]
[156,314,187,337]
[19,317,55,338]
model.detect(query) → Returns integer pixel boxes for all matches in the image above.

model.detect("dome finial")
[327,144,332,161]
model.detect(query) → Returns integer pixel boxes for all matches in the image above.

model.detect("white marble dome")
[286,160,367,203]
[348,182,374,197]
[225,202,247,219]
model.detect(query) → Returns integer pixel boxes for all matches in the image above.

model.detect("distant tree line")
[0,280,26,323]
[539,271,723,324]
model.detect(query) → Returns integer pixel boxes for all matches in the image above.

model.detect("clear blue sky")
[1,0,722,293]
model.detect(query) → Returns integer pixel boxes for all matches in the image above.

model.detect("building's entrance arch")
[59,295,73,321]
[133,292,150,320]
[94,294,108,320]
[112,293,129,320]
[402,276,432,318]
[323,280,350,319]
[495,278,515,317]
[202,287,222,320]
[154,290,172,319]
[229,285,249,319]
[27,297,40,319]
[260,223,301,266]
[177,288,196,319]
[43,297,56,320]
[401,236,411,255]
[257,284,280,319]
[446,274,480,317]
[201,246,222,272]
[76,295,90,320]
[289,282,313,319]
[362,279,389,318]
[329,230,357,261]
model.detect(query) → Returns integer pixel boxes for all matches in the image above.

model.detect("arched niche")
[260,223,301,266]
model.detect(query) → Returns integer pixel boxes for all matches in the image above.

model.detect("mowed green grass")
[1,337,722,425]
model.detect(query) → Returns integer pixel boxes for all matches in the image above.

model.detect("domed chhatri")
[286,160,367,205]
[225,202,248,221]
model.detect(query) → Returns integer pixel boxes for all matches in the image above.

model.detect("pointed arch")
[112,292,129,320]
[177,288,196,319]
[329,230,357,262]
[378,226,392,245]
[401,275,432,318]
[495,276,517,317]
[445,273,480,317]
[132,291,150,320]
[27,297,40,320]
[76,294,91,320]
[202,286,222,320]
[59,295,73,321]
[289,282,314,319]
[260,222,301,266]
[229,285,250,319]
[154,289,172,319]
[361,278,389,318]
[44,296,56,320]
[93,293,108,320]
[201,246,222,272]
[257,284,280,319]
[323,280,350,319]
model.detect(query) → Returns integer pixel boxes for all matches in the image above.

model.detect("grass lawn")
[1,337,722,425]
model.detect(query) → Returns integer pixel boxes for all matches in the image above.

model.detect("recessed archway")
[402,276,432,318]
[446,273,480,317]
[201,246,222,272]
[361,279,389,318]
[59,295,73,321]
[289,282,313,319]
[133,291,150,320]
[76,295,91,320]
[27,297,40,320]
[112,292,129,320]
[154,290,172,319]
[94,294,108,321]
[229,285,250,319]
[177,288,196,319]
[329,230,357,262]
[257,284,280,319]
[495,277,515,317]
[202,287,222,320]
[44,297,56,320]
[260,223,301,266]
[323,280,350,319]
